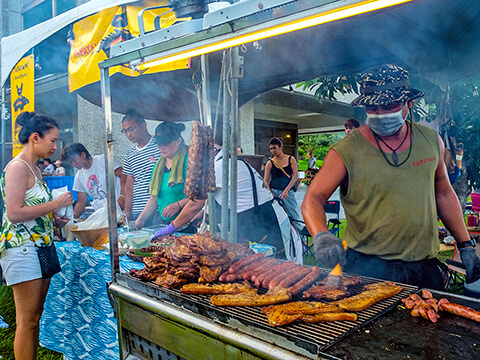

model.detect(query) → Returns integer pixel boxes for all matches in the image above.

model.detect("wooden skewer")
[258,235,268,244]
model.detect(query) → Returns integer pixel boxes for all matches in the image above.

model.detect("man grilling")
[302,64,480,292]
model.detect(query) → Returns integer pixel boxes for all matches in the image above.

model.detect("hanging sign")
[10,54,35,157]
[68,4,190,92]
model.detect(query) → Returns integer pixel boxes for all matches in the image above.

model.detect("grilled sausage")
[254,264,285,288]
[236,258,271,280]
[262,261,297,288]
[276,266,312,289]
[268,264,305,290]
[225,273,238,282]
[439,300,480,323]
[228,253,265,274]
[218,271,229,282]
[244,258,277,281]
[289,266,321,295]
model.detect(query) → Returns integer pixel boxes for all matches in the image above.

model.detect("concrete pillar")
[239,100,254,154]
[76,95,126,165]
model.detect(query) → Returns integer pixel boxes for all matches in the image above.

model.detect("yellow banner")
[68,4,190,92]
[11,54,35,157]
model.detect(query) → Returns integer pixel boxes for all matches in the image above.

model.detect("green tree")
[299,133,343,162]
[450,75,480,189]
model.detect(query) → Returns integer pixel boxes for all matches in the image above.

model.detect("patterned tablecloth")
[39,241,143,360]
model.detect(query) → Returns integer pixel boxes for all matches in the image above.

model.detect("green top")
[150,153,188,222]
[332,122,440,261]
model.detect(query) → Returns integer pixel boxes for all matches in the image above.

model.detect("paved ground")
[294,183,345,221]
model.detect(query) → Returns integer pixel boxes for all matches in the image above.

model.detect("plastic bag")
[51,186,74,224]
[76,198,123,230]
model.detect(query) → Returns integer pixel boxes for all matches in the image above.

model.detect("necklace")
[371,122,412,167]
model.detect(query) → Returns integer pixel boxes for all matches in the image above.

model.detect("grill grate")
[119,270,418,355]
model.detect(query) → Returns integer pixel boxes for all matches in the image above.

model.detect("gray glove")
[459,246,480,284]
[313,231,346,268]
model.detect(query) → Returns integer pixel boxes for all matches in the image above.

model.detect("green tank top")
[150,156,188,222]
[332,122,440,261]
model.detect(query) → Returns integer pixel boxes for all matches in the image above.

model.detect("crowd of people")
[1,64,480,359]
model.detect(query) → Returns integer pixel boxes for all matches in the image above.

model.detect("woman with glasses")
[135,122,193,233]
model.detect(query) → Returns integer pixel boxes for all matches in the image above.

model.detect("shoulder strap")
[240,159,259,208]
[7,158,39,179]
[270,157,291,179]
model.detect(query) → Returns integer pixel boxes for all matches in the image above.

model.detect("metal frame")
[99,0,355,277]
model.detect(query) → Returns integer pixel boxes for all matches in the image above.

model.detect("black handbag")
[22,224,61,279]
[36,244,61,279]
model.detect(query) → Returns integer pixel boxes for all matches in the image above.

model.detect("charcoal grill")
[108,269,417,359]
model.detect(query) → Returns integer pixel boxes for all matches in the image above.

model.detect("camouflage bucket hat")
[350,64,424,106]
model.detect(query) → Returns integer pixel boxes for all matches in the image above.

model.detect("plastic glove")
[152,223,178,241]
[464,278,480,298]
[459,246,480,284]
[313,231,346,268]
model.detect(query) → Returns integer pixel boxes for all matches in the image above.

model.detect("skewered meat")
[332,281,403,311]
[181,281,255,295]
[288,266,321,295]
[210,287,291,307]
[185,122,216,200]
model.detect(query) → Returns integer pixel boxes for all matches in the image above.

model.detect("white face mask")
[366,107,405,136]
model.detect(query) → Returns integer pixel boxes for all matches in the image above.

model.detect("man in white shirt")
[121,109,161,224]
[53,160,66,176]
[61,143,126,218]
[152,145,286,259]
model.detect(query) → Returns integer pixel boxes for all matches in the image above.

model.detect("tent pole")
[229,46,242,244]
[221,50,230,241]
[100,66,120,280]
[201,54,217,235]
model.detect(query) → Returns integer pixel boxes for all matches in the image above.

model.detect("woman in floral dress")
[0,111,73,360]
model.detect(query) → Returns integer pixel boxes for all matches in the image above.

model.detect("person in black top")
[264,137,300,221]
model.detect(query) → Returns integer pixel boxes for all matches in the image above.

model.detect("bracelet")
[119,194,125,198]
[457,239,476,249]
[177,201,182,210]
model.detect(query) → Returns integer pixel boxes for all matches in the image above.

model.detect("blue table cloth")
[39,241,143,360]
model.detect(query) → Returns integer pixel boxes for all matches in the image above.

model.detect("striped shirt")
[123,137,161,213]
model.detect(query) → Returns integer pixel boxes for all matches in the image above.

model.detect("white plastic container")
[118,230,152,249]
